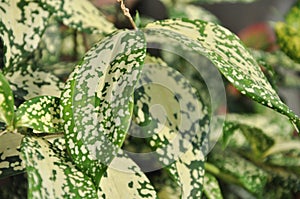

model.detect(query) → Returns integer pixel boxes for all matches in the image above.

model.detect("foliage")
[0,0,300,198]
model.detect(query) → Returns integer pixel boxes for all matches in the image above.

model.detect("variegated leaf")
[60,30,146,186]
[0,132,24,178]
[15,96,63,133]
[169,4,220,24]
[0,0,51,69]
[209,147,268,195]
[131,56,208,198]
[275,1,300,63]
[0,72,14,126]
[161,0,258,5]
[21,136,98,199]
[39,0,115,34]
[98,155,157,198]
[203,172,223,199]
[144,18,300,131]
[252,50,300,72]
[5,65,64,101]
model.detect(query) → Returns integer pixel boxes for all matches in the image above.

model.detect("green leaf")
[252,50,300,72]
[203,173,223,199]
[131,56,208,198]
[0,0,51,69]
[5,65,64,101]
[209,147,268,195]
[223,119,275,157]
[39,0,115,34]
[144,18,300,132]
[0,72,14,126]
[169,4,220,24]
[21,136,98,199]
[15,96,63,133]
[161,0,258,5]
[0,132,24,178]
[98,155,157,198]
[275,22,300,64]
[60,30,146,186]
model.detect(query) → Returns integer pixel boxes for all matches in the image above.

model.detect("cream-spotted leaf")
[39,0,115,34]
[15,96,63,133]
[98,155,157,199]
[203,173,223,199]
[131,56,208,198]
[0,132,24,178]
[0,0,51,69]
[161,0,257,5]
[60,30,146,186]
[5,65,64,102]
[21,136,98,199]
[0,72,14,126]
[144,18,300,131]
[209,147,268,195]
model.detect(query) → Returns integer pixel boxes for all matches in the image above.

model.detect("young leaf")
[203,173,223,199]
[131,56,209,198]
[39,0,115,34]
[60,30,146,185]
[5,65,64,101]
[15,96,63,133]
[21,136,98,199]
[0,132,24,178]
[144,18,300,131]
[0,72,14,126]
[98,155,157,198]
[0,0,51,69]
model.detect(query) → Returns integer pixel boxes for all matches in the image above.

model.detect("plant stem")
[117,0,137,30]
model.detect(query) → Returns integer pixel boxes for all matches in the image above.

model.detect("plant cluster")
[1,0,300,198]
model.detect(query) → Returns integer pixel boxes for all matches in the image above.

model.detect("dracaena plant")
[0,0,300,198]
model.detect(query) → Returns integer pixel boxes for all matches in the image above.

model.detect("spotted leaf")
[0,0,51,69]
[0,132,24,178]
[144,18,300,131]
[5,65,64,102]
[169,4,220,23]
[0,72,14,126]
[98,155,157,199]
[21,136,98,199]
[209,147,268,195]
[60,30,146,186]
[131,56,209,198]
[161,0,258,5]
[203,173,223,199]
[15,96,62,133]
[39,0,115,34]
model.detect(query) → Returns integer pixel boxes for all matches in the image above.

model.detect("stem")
[0,129,7,137]
[117,0,137,30]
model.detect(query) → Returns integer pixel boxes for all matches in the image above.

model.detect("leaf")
[60,30,146,186]
[203,172,223,199]
[131,56,208,198]
[161,0,258,5]
[0,0,51,69]
[144,18,300,131]
[169,4,220,24]
[0,72,14,126]
[21,136,98,199]
[209,147,268,195]
[39,0,115,34]
[98,155,157,199]
[0,132,24,178]
[252,50,300,72]
[223,120,275,157]
[275,22,300,64]
[15,96,63,133]
[5,65,64,101]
